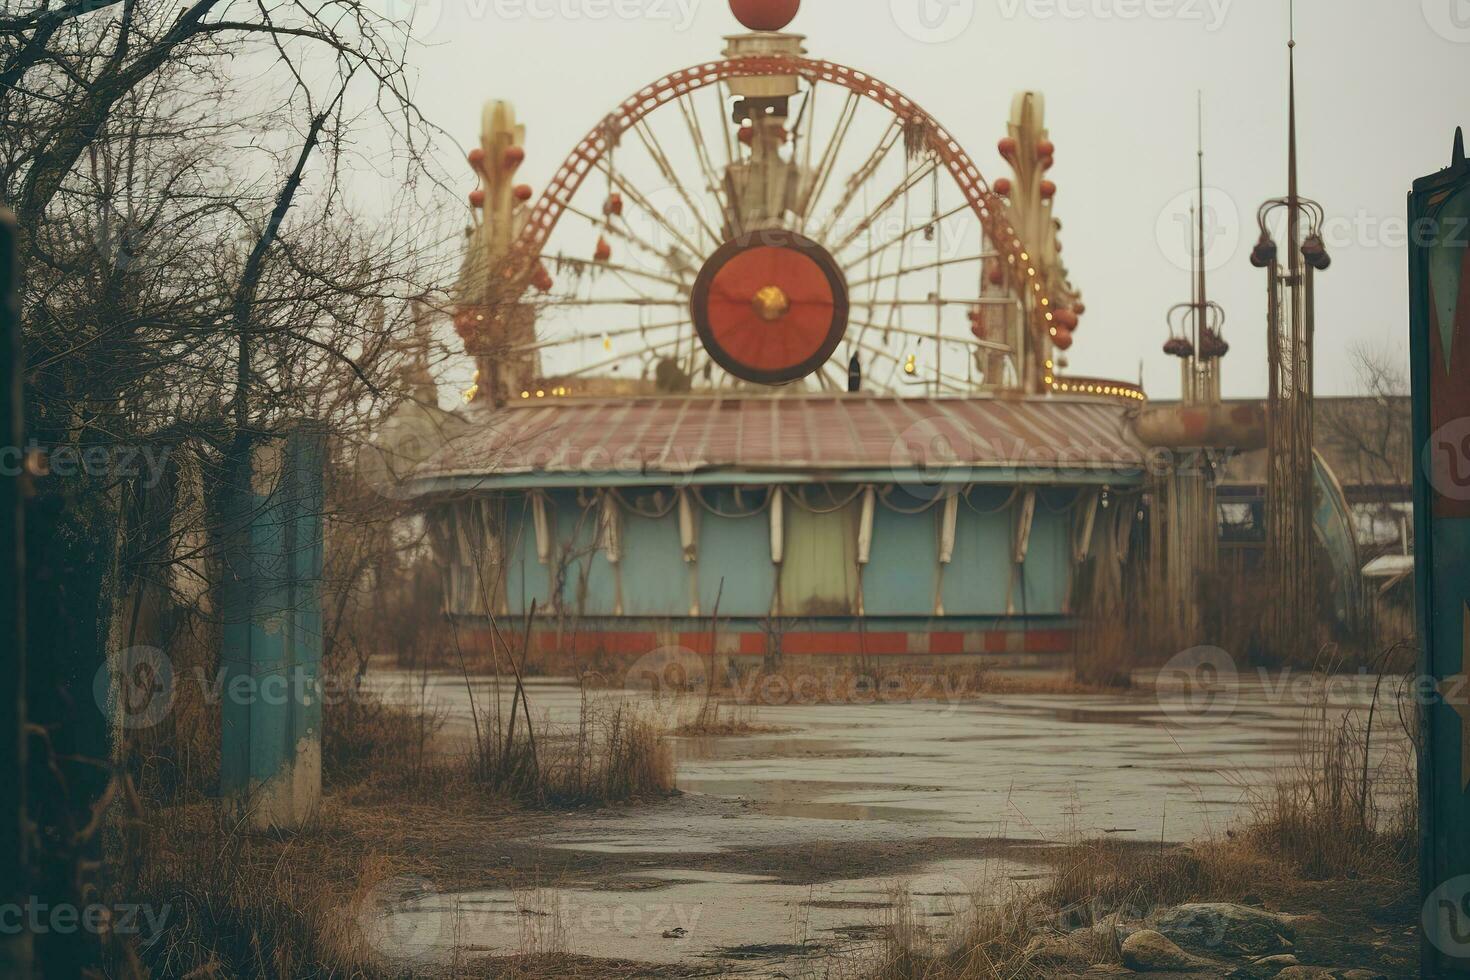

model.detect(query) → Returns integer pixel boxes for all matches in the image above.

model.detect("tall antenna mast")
[1252,0,1331,660]
[1196,91,1207,324]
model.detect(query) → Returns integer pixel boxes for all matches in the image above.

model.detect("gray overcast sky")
[392,0,1469,399]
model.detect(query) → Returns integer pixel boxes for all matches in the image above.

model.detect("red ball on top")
[730,0,799,31]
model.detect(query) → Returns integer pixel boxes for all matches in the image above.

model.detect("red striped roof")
[412,395,1146,487]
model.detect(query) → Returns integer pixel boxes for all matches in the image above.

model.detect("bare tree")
[2,1,462,970]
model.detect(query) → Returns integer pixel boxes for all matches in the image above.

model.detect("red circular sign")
[692,232,848,385]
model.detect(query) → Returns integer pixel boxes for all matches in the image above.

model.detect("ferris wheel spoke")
[545,253,690,292]
[845,337,969,394]
[795,88,859,227]
[559,332,689,379]
[632,119,722,247]
[676,94,740,238]
[543,296,687,308]
[829,158,939,256]
[560,202,696,280]
[811,120,901,245]
[851,296,1004,308]
[504,319,689,356]
[594,158,707,263]
[847,253,991,290]
[848,318,1013,354]
[843,203,973,270]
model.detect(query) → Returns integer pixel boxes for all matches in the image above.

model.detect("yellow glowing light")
[602,335,612,351]
[521,390,531,399]
[1045,313,1054,322]
[1045,376,1054,385]
[1020,252,1030,262]
[904,355,917,376]
[462,385,479,404]
[536,390,546,398]
[1040,298,1050,307]
[751,284,790,322]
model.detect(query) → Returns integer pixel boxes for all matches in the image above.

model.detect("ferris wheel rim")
[504,54,1050,308]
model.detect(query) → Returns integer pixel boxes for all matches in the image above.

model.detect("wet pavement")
[360,666,1414,975]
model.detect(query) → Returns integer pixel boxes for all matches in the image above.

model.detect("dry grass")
[105,802,391,978]
[461,694,677,808]
[1239,678,1418,882]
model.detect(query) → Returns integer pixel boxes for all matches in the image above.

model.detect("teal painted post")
[1411,128,1470,978]
[220,425,326,830]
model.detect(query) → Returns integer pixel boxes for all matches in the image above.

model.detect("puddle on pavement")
[364,664,1414,970]
[366,858,1044,969]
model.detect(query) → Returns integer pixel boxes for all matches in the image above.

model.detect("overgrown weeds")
[465,695,676,807]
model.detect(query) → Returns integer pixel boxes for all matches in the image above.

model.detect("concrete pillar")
[220,425,326,830]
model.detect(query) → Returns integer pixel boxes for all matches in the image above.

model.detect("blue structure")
[220,425,326,829]
[410,394,1147,663]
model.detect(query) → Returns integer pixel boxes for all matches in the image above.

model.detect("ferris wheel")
[454,0,1082,403]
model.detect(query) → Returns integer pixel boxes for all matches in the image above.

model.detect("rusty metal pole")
[0,209,33,976]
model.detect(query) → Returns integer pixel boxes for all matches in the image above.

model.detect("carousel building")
[403,0,1160,664]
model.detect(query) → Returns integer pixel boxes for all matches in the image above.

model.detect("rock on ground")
[1152,902,1297,956]
[1120,929,1216,972]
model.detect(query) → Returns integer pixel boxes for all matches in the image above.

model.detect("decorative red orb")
[468,189,485,208]
[513,184,533,202]
[738,125,755,145]
[993,177,1013,197]
[1040,180,1057,200]
[1037,139,1055,158]
[1040,155,1055,171]
[1073,302,1086,315]
[987,262,1006,286]
[532,262,553,293]
[1053,308,1078,330]
[1052,329,1074,352]
[603,193,624,216]
[997,137,1019,161]
[503,146,525,169]
[467,147,485,171]
[729,0,799,32]
[594,236,612,262]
